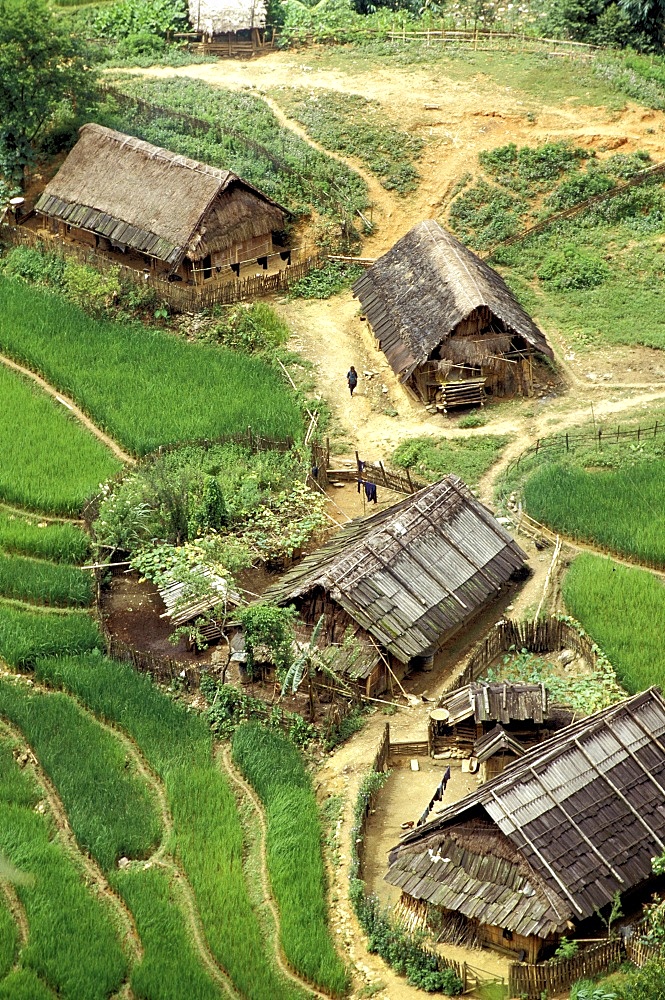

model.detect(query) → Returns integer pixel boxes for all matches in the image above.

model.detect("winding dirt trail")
[0,354,134,466]
[219,746,332,1000]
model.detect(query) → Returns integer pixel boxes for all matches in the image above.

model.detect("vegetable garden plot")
[0,553,92,608]
[0,736,127,999]
[0,278,303,455]
[0,364,121,515]
[563,554,665,695]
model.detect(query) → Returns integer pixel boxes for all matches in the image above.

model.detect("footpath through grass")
[393,434,509,486]
[563,554,665,695]
[0,735,127,999]
[0,277,303,456]
[0,365,121,515]
[232,723,348,997]
[36,653,305,1000]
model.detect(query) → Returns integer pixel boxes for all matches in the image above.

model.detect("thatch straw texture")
[189,0,266,33]
[35,124,285,266]
[353,221,553,380]
[388,687,665,939]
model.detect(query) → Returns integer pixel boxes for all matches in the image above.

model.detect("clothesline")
[417,766,451,826]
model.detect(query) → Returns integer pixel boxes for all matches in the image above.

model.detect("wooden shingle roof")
[262,476,527,664]
[436,682,548,726]
[388,688,665,938]
[35,124,285,266]
[353,221,553,380]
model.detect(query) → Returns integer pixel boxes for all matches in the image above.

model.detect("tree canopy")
[0,0,94,187]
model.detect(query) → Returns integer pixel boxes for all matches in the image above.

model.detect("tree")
[619,0,665,47]
[0,0,94,186]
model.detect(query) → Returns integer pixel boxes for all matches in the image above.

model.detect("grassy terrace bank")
[0,278,303,455]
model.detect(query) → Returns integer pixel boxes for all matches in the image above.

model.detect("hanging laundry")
[442,765,451,790]
[417,804,432,826]
[364,481,378,504]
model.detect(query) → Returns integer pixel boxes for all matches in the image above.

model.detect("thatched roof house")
[189,0,266,34]
[35,124,286,282]
[262,476,527,694]
[387,687,665,963]
[353,221,554,407]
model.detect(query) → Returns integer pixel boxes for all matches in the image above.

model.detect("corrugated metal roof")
[388,688,665,938]
[262,476,527,664]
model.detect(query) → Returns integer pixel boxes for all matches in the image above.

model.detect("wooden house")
[34,124,287,284]
[429,682,549,755]
[387,687,665,962]
[262,476,528,697]
[353,220,554,409]
[187,0,269,54]
[471,725,527,782]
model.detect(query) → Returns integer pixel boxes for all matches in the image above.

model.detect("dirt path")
[0,882,27,952]
[0,354,134,466]
[219,746,333,1000]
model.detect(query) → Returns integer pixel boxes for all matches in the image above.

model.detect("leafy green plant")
[288,260,364,299]
[479,141,586,193]
[92,0,187,38]
[0,363,121,516]
[237,603,297,679]
[448,180,526,250]
[537,246,610,291]
[551,936,579,962]
[232,722,349,996]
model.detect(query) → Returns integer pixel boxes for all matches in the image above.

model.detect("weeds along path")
[0,881,27,954]
[0,716,143,968]
[219,747,330,1000]
[0,354,134,466]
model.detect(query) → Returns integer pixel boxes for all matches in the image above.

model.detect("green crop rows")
[563,554,665,695]
[0,365,121,515]
[101,76,369,221]
[233,723,348,996]
[0,509,89,564]
[0,553,92,608]
[270,87,422,194]
[0,278,303,456]
[0,604,102,669]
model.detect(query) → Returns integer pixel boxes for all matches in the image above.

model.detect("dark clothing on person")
[347,368,358,396]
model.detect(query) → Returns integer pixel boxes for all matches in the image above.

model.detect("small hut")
[188,0,268,55]
[34,124,287,284]
[429,682,549,754]
[262,476,528,696]
[387,687,665,962]
[353,220,554,409]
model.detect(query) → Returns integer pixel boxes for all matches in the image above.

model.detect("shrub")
[537,246,610,290]
[448,180,526,249]
[61,262,121,315]
[288,260,364,299]
[545,170,616,212]
[1,246,65,285]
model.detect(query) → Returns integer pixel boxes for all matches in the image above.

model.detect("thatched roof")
[388,688,665,939]
[262,476,527,664]
[189,0,266,32]
[353,221,553,380]
[435,682,548,727]
[35,124,285,266]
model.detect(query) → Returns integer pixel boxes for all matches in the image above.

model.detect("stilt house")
[387,688,665,963]
[34,124,287,284]
[353,220,554,409]
[188,0,268,54]
[262,476,528,697]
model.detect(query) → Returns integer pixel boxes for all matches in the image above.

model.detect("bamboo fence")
[509,938,623,999]
[511,420,665,469]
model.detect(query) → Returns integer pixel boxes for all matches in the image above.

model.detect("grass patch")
[0,681,160,871]
[287,260,364,300]
[101,76,368,220]
[562,554,665,694]
[270,87,422,193]
[0,276,303,456]
[35,653,303,1000]
[0,364,121,515]
[0,553,92,607]
[113,866,222,1000]
[392,434,508,486]
[0,896,18,979]
[232,723,348,997]
[0,736,127,999]
[0,605,102,669]
[0,509,89,564]
[0,970,57,999]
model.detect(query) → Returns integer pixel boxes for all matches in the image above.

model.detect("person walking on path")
[347,366,358,397]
